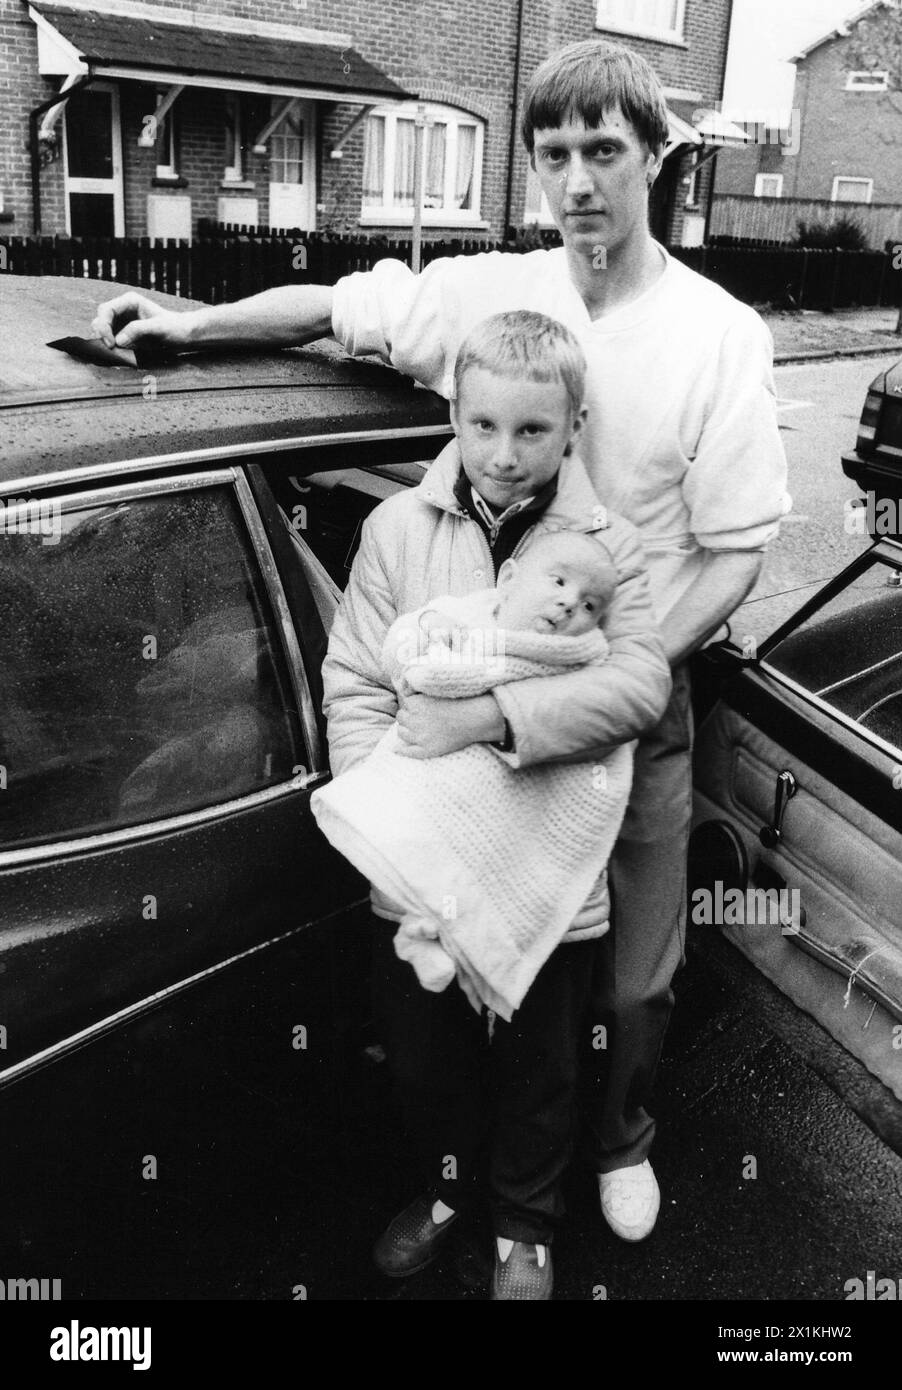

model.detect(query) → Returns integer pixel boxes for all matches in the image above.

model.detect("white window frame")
[359,101,486,228]
[154,90,178,180]
[595,0,687,44]
[845,70,889,92]
[831,176,874,204]
[754,173,784,198]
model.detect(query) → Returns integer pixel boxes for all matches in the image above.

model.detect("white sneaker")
[598,1160,660,1241]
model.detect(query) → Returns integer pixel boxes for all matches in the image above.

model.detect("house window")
[832,176,873,203]
[361,102,484,225]
[154,92,177,180]
[754,173,783,198]
[224,96,245,183]
[595,0,686,42]
[845,70,889,92]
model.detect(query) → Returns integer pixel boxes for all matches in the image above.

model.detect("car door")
[690,541,902,1104]
[0,464,365,1086]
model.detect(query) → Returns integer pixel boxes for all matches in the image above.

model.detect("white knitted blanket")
[311,627,633,1020]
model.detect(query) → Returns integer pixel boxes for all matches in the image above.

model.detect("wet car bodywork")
[0,277,452,1114]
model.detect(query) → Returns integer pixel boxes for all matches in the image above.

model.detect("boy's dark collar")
[452,466,559,522]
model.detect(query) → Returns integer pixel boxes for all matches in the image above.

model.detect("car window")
[0,485,305,851]
[267,463,431,588]
[762,557,902,752]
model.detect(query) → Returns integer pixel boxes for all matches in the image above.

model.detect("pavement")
[762,305,902,363]
[364,927,902,1302]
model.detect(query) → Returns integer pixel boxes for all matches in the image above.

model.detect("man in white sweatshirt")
[94,38,788,1246]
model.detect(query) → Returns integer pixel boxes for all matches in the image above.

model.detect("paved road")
[734,353,899,643]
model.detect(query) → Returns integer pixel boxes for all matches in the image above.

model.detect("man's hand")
[92,292,192,350]
[396,693,505,758]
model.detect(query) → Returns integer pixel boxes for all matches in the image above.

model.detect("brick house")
[1,0,737,246]
[714,2,902,234]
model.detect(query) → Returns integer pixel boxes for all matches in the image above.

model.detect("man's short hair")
[521,39,669,155]
[453,310,586,419]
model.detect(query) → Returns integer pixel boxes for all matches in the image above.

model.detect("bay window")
[361,102,484,225]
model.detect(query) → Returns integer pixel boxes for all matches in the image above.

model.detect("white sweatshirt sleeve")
[331,249,555,400]
[683,308,790,551]
[331,255,472,398]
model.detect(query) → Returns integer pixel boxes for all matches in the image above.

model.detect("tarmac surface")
[4,915,900,1307]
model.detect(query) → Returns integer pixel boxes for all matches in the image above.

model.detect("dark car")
[0,276,453,1297]
[689,357,902,1119]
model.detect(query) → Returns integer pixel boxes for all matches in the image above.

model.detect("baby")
[388,528,620,682]
[315,523,632,1021]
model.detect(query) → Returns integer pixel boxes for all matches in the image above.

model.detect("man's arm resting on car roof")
[92,285,335,351]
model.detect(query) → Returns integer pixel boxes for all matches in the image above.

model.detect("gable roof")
[791,1,889,62]
[29,1,410,102]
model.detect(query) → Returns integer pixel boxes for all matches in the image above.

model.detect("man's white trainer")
[597,1160,660,1241]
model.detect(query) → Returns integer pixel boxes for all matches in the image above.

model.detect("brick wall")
[0,0,68,233]
[2,0,732,243]
[786,36,902,203]
[591,0,734,243]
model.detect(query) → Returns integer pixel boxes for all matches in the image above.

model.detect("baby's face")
[496,544,616,636]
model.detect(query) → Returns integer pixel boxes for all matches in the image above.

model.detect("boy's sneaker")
[597,1159,660,1241]
[372,1193,459,1277]
[491,1240,553,1300]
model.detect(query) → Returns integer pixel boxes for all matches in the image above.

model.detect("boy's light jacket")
[321,438,672,934]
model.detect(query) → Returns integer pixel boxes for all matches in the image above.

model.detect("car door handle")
[759,770,797,848]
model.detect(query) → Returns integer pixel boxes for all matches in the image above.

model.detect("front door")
[268,101,315,233]
[63,83,124,236]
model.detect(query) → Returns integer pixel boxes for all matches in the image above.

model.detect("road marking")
[776,397,814,412]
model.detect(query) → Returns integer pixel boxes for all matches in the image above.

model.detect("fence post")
[828,247,842,313]
[797,248,808,309]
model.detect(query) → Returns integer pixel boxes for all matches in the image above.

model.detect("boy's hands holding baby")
[396,691,505,758]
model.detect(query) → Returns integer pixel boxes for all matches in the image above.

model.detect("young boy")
[321,310,671,1299]
[314,528,632,1024]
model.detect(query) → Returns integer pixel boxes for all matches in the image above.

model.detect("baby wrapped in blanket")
[311,530,634,1020]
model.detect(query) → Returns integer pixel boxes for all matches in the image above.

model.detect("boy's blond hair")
[452,310,586,420]
[521,39,669,156]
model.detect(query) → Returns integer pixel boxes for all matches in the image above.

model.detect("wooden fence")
[0,227,551,303]
[710,194,902,249]
[2,229,901,313]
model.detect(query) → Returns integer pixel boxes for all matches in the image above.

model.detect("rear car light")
[857,390,884,450]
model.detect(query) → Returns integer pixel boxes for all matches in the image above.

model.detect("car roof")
[1,277,450,485]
